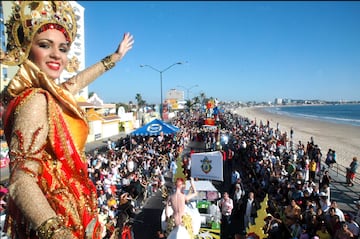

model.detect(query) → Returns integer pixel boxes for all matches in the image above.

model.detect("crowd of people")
[0,1,358,239]
[195,110,360,239]
[1,106,359,239]
[1,107,359,239]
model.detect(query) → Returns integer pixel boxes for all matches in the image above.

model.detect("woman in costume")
[0,1,134,238]
[164,177,200,239]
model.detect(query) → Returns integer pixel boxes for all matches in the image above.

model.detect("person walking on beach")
[347,157,358,187]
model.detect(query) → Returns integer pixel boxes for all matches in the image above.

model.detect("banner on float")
[191,151,223,181]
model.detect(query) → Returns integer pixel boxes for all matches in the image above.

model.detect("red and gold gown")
[2,60,105,238]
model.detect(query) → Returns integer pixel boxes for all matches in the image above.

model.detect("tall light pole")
[177,84,199,101]
[140,62,185,120]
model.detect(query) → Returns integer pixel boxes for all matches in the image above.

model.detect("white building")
[62,2,88,100]
[274,98,283,105]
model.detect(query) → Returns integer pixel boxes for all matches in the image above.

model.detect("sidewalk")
[323,164,360,215]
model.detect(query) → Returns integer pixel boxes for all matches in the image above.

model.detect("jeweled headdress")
[1,1,77,66]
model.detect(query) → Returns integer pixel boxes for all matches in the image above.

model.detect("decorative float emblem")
[201,156,212,174]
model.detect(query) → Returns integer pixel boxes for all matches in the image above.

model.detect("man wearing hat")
[319,192,331,212]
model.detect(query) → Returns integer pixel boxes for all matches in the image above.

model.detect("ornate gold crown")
[1,1,77,66]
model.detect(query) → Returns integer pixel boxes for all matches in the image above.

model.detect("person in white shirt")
[169,159,178,182]
[127,157,135,173]
[154,165,162,176]
[219,192,233,239]
[331,200,345,222]
[319,192,331,213]
[157,132,164,143]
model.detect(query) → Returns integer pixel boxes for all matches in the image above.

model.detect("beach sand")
[234,106,360,168]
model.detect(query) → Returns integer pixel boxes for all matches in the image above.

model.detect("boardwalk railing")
[322,161,360,185]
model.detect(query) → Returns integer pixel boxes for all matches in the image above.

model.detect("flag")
[191,151,223,181]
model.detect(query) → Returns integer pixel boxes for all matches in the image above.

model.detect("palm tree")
[135,93,146,125]
[115,103,129,112]
[185,99,192,112]
[200,92,206,105]
[135,93,143,108]
[193,96,200,105]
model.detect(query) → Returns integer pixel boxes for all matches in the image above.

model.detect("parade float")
[203,99,219,126]
[246,194,270,239]
[161,151,223,239]
[161,141,270,239]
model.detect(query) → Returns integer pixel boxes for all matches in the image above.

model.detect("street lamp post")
[177,84,199,101]
[140,62,184,120]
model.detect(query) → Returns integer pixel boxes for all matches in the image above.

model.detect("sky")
[79,1,360,104]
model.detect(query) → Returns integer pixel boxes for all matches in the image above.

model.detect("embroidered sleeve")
[62,60,106,95]
[8,92,57,229]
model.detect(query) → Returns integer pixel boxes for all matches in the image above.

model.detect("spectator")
[315,222,331,239]
[331,200,345,222]
[0,191,7,216]
[233,183,244,205]
[244,191,260,230]
[284,199,302,228]
[346,157,358,187]
[290,220,302,239]
[309,159,317,182]
[319,192,331,213]
[219,191,233,239]
[346,214,360,239]
[334,221,354,239]
[320,170,332,190]
[231,169,241,195]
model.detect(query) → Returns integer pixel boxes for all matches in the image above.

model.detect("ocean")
[264,104,360,127]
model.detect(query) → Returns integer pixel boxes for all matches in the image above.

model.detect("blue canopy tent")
[130,119,179,136]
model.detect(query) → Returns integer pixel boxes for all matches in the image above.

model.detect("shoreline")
[234,106,360,168]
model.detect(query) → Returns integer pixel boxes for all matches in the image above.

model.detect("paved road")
[132,186,166,239]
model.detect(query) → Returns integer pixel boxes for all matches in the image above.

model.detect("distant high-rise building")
[62,1,88,100]
[0,1,9,92]
[274,98,283,105]
[166,89,185,101]
[0,2,5,52]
